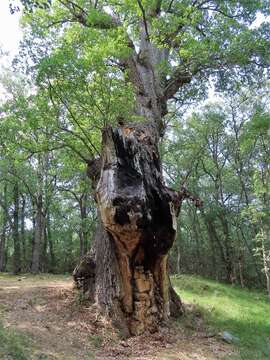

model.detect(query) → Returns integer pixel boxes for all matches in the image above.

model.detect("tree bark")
[71,3,194,337]
[20,195,26,271]
[0,184,8,272]
[176,227,182,275]
[0,230,6,272]
[46,210,55,272]
[79,193,88,257]
[218,213,235,284]
[12,183,21,274]
[31,194,44,273]
[74,123,184,336]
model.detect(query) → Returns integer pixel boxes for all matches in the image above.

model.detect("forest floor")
[0,274,268,360]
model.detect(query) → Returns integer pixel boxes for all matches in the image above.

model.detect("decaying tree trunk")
[74,122,197,336]
[97,123,184,335]
[72,6,199,337]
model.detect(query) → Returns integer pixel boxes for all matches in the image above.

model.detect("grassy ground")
[0,320,31,360]
[172,275,270,360]
[0,273,269,359]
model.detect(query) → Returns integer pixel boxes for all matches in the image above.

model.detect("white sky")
[0,1,21,100]
[0,0,22,66]
[0,3,267,65]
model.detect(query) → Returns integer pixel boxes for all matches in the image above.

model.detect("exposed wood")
[75,122,185,335]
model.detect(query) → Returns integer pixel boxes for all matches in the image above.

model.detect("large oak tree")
[13,0,270,336]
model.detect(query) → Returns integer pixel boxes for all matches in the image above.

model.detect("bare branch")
[58,0,120,29]
[155,0,162,15]
[57,186,80,203]
[178,186,203,208]
[200,5,238,19]
[149,0,162,17]
[164,69,193,100]
[136,0,150,40]
[7,169,37,202]
[166,0,175,13]
[46,18,75,28]
[51,84,100,156]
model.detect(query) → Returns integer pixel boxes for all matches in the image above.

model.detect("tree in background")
[0,71,95,274]
[164,80,270,292]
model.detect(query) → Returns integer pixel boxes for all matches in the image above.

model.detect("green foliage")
[2,0,270,283]
[164,79,270,289]
[88,334,103,349]
[75,289,90,306]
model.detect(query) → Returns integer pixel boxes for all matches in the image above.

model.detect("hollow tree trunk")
[74,123,184,336]
[73,11,189,337]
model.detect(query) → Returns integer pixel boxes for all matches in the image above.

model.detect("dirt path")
[0,274,235,360]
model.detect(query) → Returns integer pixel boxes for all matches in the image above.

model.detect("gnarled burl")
[74,122,184,336]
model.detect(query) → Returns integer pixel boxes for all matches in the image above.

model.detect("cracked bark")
[74,123,185,336]
[72,3,194,337]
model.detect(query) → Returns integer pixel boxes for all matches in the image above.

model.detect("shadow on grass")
[172,275,270,360]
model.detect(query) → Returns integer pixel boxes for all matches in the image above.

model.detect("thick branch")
[86,157,101,189]
[58,0,120,29]
[151,0,162,16]
[164,69,193,100]
[136,0,150,39]
[178,186,203,208]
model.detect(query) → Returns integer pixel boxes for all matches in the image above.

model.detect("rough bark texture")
[13,183,21,274]
[46,211,55,272]
[0,184,8,272]
[20,196,26,270]
[31,194,44,273]
[74,123,184,336]
[79,193,88,257]
[71,2,199,337]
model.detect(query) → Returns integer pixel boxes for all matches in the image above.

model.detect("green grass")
[0,301,32,360]
[89,334,103,349]
[0,273,70,360]
[0,320,32,360]
[1,272,269,359]
[0,272,71,280]
[172,274,270,360]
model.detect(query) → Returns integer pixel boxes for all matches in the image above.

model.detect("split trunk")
[74,123,183,336]
[73,17,186,337]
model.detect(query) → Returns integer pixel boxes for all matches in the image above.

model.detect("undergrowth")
[0,320,31,360]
